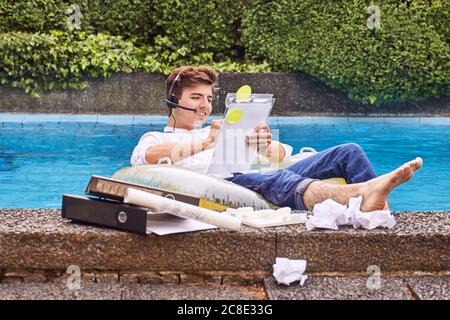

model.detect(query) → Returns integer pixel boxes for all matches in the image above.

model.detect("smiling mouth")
[196,111,207,116]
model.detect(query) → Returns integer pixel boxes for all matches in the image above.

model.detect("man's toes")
[391,166,413,185]
[392,166,407,182]
[412,157,423,171]
[405,167,413,181]
[406,157,423,172]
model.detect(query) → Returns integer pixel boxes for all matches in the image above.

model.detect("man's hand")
[247,123,286,163]
[204,119,223,149]
[246,123,272,152]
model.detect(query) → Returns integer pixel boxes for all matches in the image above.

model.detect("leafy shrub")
[143,35,270,74]
[0,0,67,33]
[242,0,450,104]
[0,31,269,97]
[0,31,157,97]
[148,0,251,59]
[1,0,447,104]
[0,0,154,41]
[0,0,249,58]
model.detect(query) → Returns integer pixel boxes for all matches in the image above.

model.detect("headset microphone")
[163,99,198,112]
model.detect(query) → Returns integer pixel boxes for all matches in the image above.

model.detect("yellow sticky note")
[226,107,244,124]
[236,85,251,102]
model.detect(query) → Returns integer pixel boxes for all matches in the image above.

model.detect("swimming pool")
[1,114,449,210]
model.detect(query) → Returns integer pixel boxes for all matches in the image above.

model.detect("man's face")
[172,84,213,129]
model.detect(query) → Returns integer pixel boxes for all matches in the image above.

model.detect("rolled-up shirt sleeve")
[130,132,162,166]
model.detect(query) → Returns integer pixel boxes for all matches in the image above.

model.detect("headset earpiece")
[171,94,179,105]
[166,73,181,109]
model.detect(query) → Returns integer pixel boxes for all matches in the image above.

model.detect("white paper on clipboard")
[206,93,274,176]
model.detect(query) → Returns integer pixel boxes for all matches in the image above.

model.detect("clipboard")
[206,93,274,175]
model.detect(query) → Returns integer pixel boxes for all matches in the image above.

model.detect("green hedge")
[242,0,450,105]
[0,0,156,42]
[0,0,249,58]
[0,31,269,97]
[148,0,250,59]
[0,0,67,33]
[0,31,150,97]
[1,0,448,104]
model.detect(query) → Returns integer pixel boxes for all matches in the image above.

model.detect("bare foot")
[360,157,423,211]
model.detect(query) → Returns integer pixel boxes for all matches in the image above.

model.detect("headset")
[163,73,198,113]
[163,72,199,132]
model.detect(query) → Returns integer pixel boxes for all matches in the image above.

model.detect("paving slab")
[0,282,264,300]
[405,276,450,300]
[1,277,448,300]
[264,276,412,300]
[121,283,264,300]
[0,283,123,300]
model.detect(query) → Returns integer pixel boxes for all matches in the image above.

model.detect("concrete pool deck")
[0,209,448,299]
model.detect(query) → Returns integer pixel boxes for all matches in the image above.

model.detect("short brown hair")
[166,66,217,99]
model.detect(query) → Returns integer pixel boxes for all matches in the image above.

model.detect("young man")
[131,66,423,211]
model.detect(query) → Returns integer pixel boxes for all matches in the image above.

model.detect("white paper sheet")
[224,207,307,228]
[146,213,217,235]
[273,257,308,286]
[305,196,396,231]
[125,188,241,230]
[206,94,274,175]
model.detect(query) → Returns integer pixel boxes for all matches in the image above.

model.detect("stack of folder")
[62,176,224,235]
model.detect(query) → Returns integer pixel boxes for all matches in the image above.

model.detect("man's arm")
[145,139,211,164]
[144,120,222,164]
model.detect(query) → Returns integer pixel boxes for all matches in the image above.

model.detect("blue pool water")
[0,114,449,210]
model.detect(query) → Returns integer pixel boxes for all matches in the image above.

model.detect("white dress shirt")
[131,126,293,176]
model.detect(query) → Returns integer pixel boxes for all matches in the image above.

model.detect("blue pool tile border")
[0,114,168,125]
[1,114,450,125]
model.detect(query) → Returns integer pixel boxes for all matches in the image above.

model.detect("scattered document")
[125,188,241,230]
[146,213,217,235]
[305,196,396,231]
[273,257,308,286]
[224,207,306,228]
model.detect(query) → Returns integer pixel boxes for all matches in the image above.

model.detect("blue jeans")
[225,143,377,210]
